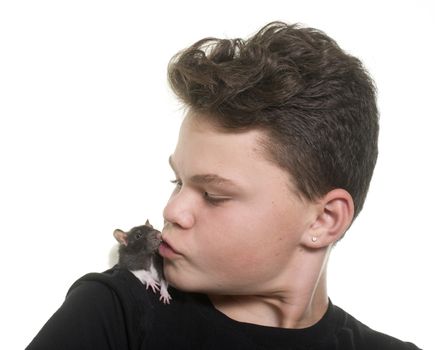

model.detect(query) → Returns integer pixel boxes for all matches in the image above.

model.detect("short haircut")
[168,21,379,219]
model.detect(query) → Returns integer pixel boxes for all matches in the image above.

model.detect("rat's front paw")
[159,280,172,304]
[132,270,160,293]
[159,291,172,304]
[146,279,160,293]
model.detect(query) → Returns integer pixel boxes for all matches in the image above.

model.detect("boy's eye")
[170,179,231,205]
[170,179,182,188]
[204,192,231,205]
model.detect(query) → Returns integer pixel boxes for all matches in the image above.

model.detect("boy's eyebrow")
[168,156,239,187]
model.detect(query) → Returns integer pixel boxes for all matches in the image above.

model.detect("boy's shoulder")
[334,304,420,350]
[68,266,167,313]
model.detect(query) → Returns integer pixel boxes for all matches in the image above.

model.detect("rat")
[113,219,172,304]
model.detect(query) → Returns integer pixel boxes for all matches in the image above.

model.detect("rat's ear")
[145,219,153,228]
[113,229,128,246]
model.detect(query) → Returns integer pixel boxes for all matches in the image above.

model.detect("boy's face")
[161,112,318,295]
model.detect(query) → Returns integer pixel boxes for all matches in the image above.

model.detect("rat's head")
[114,220,162,254]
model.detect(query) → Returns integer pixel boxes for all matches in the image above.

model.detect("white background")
[0,1,433,349]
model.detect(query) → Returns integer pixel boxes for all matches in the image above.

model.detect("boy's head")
[168,21,378,219]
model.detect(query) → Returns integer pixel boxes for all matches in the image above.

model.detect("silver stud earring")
[311,236,318,242]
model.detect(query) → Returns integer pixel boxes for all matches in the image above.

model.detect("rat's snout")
[156,230,163,241]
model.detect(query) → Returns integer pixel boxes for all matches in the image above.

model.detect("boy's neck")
[208,258,329,329]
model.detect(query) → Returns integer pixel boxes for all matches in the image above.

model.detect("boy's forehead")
[175,112,299,189]
[177,113,272,165]
[177,114,261,157]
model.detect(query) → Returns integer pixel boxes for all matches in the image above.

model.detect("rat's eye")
[135,231,144,239]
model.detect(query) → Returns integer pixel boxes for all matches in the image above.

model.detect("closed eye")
[204,192,231,205]
[171,179,231,205]
[170,179,182,188]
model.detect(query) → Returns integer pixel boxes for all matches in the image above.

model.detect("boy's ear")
[302,189,354,249]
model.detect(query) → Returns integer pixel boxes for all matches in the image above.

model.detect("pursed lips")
[159,235,183,257]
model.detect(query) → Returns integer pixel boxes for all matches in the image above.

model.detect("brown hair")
[168,21,378,218]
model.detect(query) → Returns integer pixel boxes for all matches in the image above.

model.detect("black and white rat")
[113,220,171,304]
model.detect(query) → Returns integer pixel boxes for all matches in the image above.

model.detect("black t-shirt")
[26,267,420,349]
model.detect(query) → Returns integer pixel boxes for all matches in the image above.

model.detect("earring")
[311,236,318,242]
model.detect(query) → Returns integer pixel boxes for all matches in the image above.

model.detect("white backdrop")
[0,1,433,349]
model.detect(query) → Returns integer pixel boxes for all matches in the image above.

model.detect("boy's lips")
[159,238,182,258]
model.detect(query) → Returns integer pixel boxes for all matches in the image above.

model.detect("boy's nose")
[163,193,195,230]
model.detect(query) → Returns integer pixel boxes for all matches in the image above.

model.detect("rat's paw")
[146,279,161,293]
[132,270,160,293]
[159,291,172,304]
[159,280,172,304]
